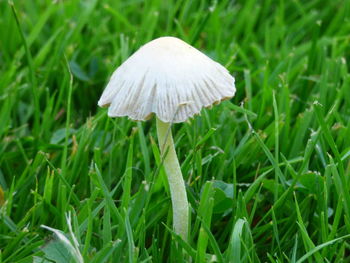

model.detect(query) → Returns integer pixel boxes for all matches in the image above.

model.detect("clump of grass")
[0,0,350,262]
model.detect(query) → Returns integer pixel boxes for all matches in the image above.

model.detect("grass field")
[1,0,350,262]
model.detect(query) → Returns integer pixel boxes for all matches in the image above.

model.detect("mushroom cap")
[98,36,236,123]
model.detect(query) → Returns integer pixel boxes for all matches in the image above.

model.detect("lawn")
[1,0,350,262]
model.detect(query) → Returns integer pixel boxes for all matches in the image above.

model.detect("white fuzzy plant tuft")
[41,212,84,263]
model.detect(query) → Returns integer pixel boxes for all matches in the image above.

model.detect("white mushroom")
[98,36,236,240]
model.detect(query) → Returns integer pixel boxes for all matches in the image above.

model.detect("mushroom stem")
[156,117,189,241]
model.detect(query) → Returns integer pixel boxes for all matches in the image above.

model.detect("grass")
[0,0,350,262]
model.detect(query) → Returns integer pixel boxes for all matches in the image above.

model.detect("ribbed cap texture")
[98,36,236,123]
